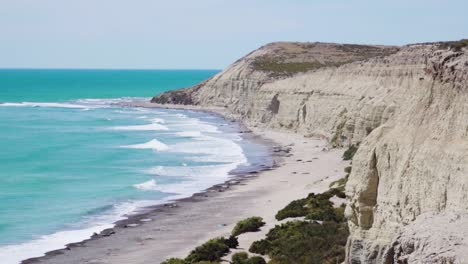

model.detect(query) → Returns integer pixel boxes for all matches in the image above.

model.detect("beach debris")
[125,223,139,228]
[140,218,152,222]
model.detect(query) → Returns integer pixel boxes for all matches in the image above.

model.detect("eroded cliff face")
[152,42,468,263]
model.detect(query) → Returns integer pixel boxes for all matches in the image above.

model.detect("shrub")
[249,239,271,255]
[185,237,230,263]
[342,145,358,160]
[161,258,187,264]
[329,175,349,191]
[232,252,267,264]
[223,235,239,249]
[275,199,308,220]
[249,220,349,264]
[247,256,267,264]
[232,217,265,236]
[232,252,249,264]
[344,166,352,174]
[275,189,345,222]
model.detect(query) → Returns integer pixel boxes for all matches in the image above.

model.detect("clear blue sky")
[1,0,467,69]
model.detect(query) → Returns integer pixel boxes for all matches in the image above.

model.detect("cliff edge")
[152,40,468,263]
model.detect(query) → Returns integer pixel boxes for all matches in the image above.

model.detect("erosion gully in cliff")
[152,40,468,264]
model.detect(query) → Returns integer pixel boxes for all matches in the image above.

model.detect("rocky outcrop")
[152,41,468,263]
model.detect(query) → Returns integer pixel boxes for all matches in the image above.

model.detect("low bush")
[232,217,265,236]
[247,256,266,264]
[231,252,266,264]
[185,237,229,263]
[275,199,308,221]
[329,175,349,191]
[248,239,270,255]
[232,252,249,264]
[161,258,187,264]
[275,188,346,222]
[223,235,239,249]
[161,235,238,263]
[249,220,349,264]
[344,166,352,174]
[343,145,358,160]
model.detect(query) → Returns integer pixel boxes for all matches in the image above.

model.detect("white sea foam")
[111,123,169,131]
[171,120,220,133]
[175,131,202,138]
[0,224,114,264]
[0,199,161,264]
[145,164,234,178]
[121,139,169,151]
[133,179,159,191]
[151,118,165,124]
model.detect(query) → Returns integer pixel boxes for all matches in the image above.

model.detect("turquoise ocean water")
[0,70,271,263]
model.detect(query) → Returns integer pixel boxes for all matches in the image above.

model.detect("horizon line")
[0,67,222,71]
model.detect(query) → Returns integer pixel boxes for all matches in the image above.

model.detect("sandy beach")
[25,105,348,264]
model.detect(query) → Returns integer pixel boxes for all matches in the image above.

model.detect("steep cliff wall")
[152,41,468,263]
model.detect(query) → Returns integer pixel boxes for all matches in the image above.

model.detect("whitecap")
[175,131,202,138]
[121,139,169,151]
[133,179,159,191]
[151,118,165,124]
[145,163,239,180]
[111,123,169,131]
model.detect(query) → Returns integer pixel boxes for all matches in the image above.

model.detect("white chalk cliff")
[152,41,468,263]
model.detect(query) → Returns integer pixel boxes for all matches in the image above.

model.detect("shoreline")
[20,103,277,264]
[23,103,348,264]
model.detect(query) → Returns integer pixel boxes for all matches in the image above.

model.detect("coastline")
[23,103,348,264]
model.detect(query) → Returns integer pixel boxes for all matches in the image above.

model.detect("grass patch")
[162,236,238,264]
[343,145,358,160]
[438,39,468,52]
[249,220,349,264]
[232,217,266,236]
[275,188,346,222]
[252,58,325,77]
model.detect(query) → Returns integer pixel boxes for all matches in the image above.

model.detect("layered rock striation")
[152,41,468,263]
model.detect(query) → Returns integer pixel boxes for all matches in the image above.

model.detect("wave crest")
[111,123,169,131]
[121,139,169,151]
